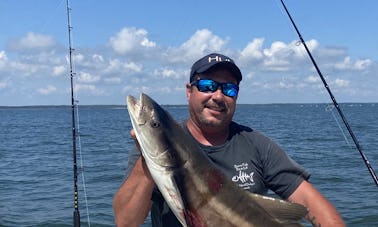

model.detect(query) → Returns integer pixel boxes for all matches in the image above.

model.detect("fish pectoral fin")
[249,193,308,226]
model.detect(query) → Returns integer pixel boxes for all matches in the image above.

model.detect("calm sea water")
[1,103,377,226]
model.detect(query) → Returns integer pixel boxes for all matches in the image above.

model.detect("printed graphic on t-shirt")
[231,162,255,190]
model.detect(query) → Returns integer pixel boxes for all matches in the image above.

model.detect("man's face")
[186,68,238,129]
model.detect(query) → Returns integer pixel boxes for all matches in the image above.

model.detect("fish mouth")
[127,94,146,125]
[127,93,153,113]
[127,95,141,112]
[126,95,138,112]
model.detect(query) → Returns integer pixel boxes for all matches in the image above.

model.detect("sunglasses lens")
[194,79,238,97]
[197,80,218,92]
[222,83,238,97]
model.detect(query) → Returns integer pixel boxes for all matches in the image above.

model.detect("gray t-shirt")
[124,121,310,226]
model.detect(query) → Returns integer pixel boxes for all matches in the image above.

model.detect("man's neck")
[186,119,229,146]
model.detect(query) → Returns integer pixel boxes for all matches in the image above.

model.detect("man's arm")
[113,156,155,227]
[288,180,345,227]
[113,129,155,226]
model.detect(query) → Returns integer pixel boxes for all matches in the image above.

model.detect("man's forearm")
[113,157,155,227]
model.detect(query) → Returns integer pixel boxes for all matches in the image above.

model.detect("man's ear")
[186,83,191,101]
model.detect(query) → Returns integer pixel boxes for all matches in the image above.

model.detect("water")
[0,103,377,226]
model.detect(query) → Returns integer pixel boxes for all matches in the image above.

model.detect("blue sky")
[0,0,377,106]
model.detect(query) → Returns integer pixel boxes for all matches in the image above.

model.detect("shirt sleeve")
[255,133,311,199]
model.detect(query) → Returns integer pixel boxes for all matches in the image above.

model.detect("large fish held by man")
[126,93,308,227]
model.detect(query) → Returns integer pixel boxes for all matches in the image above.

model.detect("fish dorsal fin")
[249,193,308,226]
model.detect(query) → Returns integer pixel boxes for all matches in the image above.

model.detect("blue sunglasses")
[190,79,239,97]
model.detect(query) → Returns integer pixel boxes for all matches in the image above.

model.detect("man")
[113,53,345,227]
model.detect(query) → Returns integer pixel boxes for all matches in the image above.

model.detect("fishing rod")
[66,0,81,226]
[279,0,378,187]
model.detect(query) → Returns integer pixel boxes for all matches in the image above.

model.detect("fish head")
[127,93,181,169]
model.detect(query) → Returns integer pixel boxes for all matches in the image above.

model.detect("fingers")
[130,129,136,138]
[130,129,152,179]
[130,129,142,151]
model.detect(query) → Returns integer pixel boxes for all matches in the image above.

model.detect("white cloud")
[238,38,320,72]
[9,32,55,51]
[53,65,66,76]
[240,38,264,60]
[306,75,320,83]
[104,59,143,74]
[154,86,171,93]
[77,72,100,83]
[291,39,318,59]
[109,27,156,54]
[154,68,182,79]
[279,81,294,89]
[92,54,104,63]
[1,26,376,105]
[122,85,134,93]
[0,51,7,60]
[75,84,104,95]
[37,85,57,95]
[334,57,372,71]
[354,59,372,70]
[122,85,151,95]
[124,61,143,72]
[262,41,296,70]
[0,81,8,89]
[0,51,8,70]
[104,59,121,73]
[334,78,350,87]
[170,29,228,62]
[104,77,121,84]
[263,41,288,58]
[245,71,256,80]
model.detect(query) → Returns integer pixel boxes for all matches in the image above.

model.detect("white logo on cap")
[208,55,231,63]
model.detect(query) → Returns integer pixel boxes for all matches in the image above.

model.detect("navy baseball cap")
[190,53,242,83]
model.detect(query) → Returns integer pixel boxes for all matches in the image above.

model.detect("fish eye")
[150,120,160,128]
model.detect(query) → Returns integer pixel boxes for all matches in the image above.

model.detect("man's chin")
[200,116,226,128]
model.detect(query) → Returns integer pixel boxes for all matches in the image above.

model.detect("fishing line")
[325,104,353,150]
[75,99,92,227]
[72,49,91,225]
[279,0,378,187]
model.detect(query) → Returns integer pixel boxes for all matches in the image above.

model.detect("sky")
[0,0,377,106]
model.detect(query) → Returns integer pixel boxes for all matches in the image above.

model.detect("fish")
[126,93,308,227]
